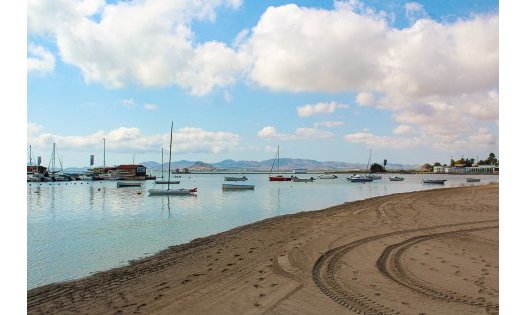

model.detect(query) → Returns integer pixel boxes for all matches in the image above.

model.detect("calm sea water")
[27,172,498,289]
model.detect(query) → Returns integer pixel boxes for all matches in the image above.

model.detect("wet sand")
[28,184,498,314]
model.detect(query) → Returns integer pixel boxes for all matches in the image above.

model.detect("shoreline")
[28,184,498,314]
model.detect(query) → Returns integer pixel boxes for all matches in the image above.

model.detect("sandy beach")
[28,184,498,314]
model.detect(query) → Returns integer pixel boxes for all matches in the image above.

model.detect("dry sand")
[28,184,498,314]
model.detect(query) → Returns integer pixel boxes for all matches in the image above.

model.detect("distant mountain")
[64,159,418,172]
[140,159,418,171]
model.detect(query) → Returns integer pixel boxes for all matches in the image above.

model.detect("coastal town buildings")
[433,164,498,174]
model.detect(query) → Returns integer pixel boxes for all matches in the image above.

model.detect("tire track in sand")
[312,219,498,314]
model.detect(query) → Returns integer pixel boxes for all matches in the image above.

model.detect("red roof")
[116,164,145,169]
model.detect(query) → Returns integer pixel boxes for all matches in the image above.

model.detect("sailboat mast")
[161,147,164,179]
[103,138,106,168]
[29,145,33,166]
[52,143,56,173]
[277,145,280,175]
[167,121,174,190]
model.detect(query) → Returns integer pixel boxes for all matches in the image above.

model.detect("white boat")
[149,121,197,196]
[466,178,481,182]
[422,179,447,184]
[347,174,374,182]
[292,168,307,174]
[117,181,142,187]
[149,188,197,195]
[318,173,338,179]
[291,176,315,182]
[224,176,248,181]
[389,176,405,181]
[222,184,255,190]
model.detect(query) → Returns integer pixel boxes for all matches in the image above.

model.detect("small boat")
[389,176,405,181]
[149,188,197,195]
[347,174,373,182]
[224,176,248,181]
[466,178,481,182]
[269,146,292,181]
[222,184,255,190]
[318,173,338,179]
[154,180,180,184]
[117,181,142,188]
[422,179,447,184]
[291,176,315,182]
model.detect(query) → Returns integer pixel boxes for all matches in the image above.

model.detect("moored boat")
[224,176,248,181]
[347,174,374,182]
[422,179,447,184]
[466,178,481,182]
[318,173,338,179]
[389,176,405,181]
[291,176,315,182]
[148,188,197,195]
[117,181,142,188]
[222,184,255,190]
[154,180,180,184]
[268,146,292,181]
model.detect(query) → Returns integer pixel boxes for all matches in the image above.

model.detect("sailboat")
[47,143,69,181]
[269,145,292,181]
[148,122,197,196]
[155,147,180,184]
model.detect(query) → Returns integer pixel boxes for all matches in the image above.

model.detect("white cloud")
[404,2,427,24]
[144,103,158,111]
[313,121,344,128]
[257,126,334,140]
[296,102,350,117]
[27,44,56,74]
[392,124,412,135]
[355,92,375,106]
[121,98,134,108]
[27,124,241,154]
[28,0,248,95]
[344,132,423,148]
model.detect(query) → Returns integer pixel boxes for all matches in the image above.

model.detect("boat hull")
[222,184,255,190]
[224,177,248,181]
[117,181,142,187]
[154,180,180,184]
[422,180,447,184]
[389,177,405,181]
[466,178,481,182]
[269,176,292,181]
[148,188,197,195]
[318,175,337,179]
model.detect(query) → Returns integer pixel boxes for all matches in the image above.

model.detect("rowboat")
[291,176,315,182]
[224,176,248,181]
[422,179,447,184]
[222,184,255,190]
[117,181,142,187]
[149,188,197,195]
[389,176,405,181]
[347,174,373,182]
[466,178,481,182]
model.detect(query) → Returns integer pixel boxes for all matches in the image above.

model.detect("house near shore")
[92,164,147,179]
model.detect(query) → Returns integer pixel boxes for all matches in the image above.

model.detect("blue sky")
[27,0,499,167]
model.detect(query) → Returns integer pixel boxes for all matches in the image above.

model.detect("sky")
[26,0,499,168]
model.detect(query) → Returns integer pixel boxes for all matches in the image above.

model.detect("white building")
[444,165,498,174]
[433,166,445,173]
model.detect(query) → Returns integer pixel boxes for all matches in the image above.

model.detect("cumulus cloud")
[296,102,350,117]
[241,3,498,152]
[28,0,248,95]
[392,124,412,135]
[27,44,56,74]
[313,121,344,128]
[144,103,158,111]
[27,123,241,154]
[257,126,334,140]
[355,92,375,106]
[404,2,427,24]
[344,132,422,148]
